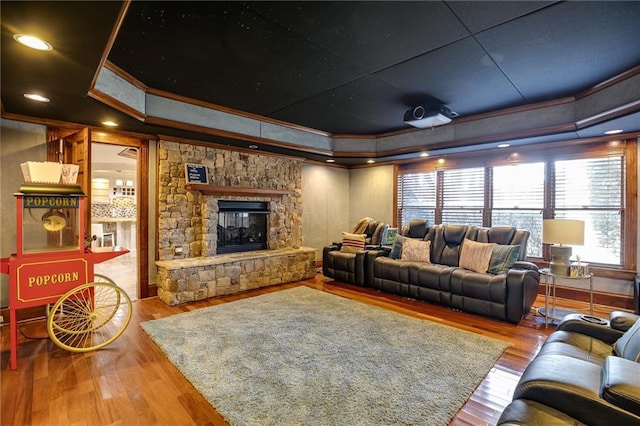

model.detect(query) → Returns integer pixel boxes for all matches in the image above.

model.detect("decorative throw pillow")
[401,238,431,263]
[459,239,495,273]
[488,244,521,275]
[340,232,366,253]
[385,228,398,245]
[389,235,405,259]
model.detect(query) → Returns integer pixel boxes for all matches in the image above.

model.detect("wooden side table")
[540,268,593,328]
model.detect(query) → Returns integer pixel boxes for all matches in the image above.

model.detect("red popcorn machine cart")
[1,183,131,370]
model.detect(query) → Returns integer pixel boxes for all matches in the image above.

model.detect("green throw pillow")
[487,244,521,275]
[389,235,405,259]
[385,228,398,245]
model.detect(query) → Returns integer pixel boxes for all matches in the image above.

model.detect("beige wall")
[302,164,350,260]
[349,165,395,227]
[301,164,395,260]
[0,119,47,308]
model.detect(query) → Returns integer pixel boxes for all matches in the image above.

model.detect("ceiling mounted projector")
[404,103,453,128]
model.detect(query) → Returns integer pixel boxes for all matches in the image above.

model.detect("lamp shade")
[542,219,585,245]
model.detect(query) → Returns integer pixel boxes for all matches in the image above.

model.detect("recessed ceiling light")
[248,145,259,149]
[326,159,335,163]
[438,158,445,164]
[14,34,52,51]
[419,152,429,157]
[497,143,510,148]
[604,129,623,135]
[366,159,375,164]
[102,121,118,127]
[23,93,50,103]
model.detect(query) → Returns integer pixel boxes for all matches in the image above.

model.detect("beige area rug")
[141,286,508,426]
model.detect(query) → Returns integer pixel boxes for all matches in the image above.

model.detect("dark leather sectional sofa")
[499,311,640,425]
[367,224,540,323]
[323,222,540,324]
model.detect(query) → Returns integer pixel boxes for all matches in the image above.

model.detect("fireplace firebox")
[217,201,268,254]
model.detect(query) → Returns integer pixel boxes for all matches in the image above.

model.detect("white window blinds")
[441,167,484,226]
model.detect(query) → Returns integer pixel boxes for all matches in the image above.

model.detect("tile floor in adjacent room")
[93,250,138,301]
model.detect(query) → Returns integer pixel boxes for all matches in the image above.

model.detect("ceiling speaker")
[404,103,453,128]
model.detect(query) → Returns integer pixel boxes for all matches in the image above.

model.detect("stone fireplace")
[157,140,304,260]
[154,139,315,305]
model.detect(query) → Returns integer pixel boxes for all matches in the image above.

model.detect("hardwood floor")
[1,273,624,426]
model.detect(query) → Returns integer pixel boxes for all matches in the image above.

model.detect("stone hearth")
[156,248,316,305]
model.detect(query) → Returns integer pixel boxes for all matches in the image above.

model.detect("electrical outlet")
[174,247,184,255]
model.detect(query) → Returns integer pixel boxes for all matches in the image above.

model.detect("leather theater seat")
[323,218,389,286]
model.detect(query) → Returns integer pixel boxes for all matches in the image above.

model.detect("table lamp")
[542,219,585,276]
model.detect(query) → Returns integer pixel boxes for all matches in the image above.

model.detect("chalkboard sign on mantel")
[184,164,209,184]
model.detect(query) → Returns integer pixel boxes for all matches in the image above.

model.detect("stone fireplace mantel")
[185,184,294,197]
[158,140,306,289]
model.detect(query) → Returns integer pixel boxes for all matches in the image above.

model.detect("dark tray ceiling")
[2,1,639,163]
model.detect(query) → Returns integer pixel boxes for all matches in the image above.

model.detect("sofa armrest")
[610,311,640,332]
[511,260,539,272]
[364,248,391,287]
[322,246,369,286]
[601,356,640,416]
[505,268,540,323]
[556,314,625,344]
[353,251,368,286]
[322,244,341,277]
[377,246,392,257]
[514,354,640,425]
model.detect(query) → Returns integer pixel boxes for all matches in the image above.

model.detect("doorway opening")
[90,143,138,301]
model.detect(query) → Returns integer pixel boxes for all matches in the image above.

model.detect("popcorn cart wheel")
[46,273,132,352]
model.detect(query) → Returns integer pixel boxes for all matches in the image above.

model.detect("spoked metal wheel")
[46,276,132,352]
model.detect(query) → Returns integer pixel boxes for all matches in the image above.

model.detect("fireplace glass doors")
[217,201,268,254]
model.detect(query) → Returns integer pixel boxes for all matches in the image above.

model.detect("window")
[395,139,636,273]
[441,167,484,226]
[396,171,436,226]
[553,156,623,266]
[492,163,545,257]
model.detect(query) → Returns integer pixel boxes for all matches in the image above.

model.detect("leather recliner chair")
[323,219,389,286]
[498,311,640,425]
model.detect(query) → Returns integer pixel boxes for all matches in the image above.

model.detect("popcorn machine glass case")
[17,183,85,255]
